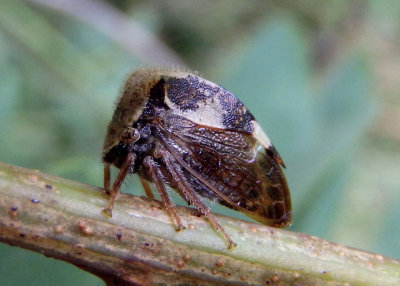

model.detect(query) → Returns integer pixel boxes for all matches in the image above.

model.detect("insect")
[102,67,292,248]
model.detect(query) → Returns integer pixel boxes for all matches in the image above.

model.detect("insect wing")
[159,114,292,227]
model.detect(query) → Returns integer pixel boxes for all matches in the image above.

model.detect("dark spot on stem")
[117,232,122,241]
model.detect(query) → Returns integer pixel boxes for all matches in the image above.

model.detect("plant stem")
[0,161,399,285]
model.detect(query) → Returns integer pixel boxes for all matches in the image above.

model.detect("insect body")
[102,68,292,248]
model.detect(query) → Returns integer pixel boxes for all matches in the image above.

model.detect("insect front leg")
[102,152,136,217]
[143,156,185,231]
[104,164,111,194]
[161,151,237,249]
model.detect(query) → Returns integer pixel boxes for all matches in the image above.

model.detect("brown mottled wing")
[160,114,292,227]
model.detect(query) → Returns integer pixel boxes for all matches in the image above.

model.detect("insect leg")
[139,177,155,200]
[143,156,185,231]
[162,152,237,249]
[102,152,136,217]
[104,164,111,194]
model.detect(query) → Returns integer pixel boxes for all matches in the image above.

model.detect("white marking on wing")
[252,121,272,148]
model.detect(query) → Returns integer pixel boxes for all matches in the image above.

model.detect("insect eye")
[120,127,140,143]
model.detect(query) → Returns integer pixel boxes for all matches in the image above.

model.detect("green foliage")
[0,1,398,285]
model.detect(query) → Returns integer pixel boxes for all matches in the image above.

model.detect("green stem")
[0,161,399,285]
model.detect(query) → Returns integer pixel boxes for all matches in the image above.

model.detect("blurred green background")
[0,0,399,285]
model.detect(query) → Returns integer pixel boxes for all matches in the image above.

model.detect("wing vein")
[154,125,256,216]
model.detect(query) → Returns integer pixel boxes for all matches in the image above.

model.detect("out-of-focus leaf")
[316,54,375,152]
[0,111,59,169]
[293,158,351,237]
[331,146,400,259]
[0,0,106,91]
[294,54,375,231]
[0,31,20,127]
[376,193,400,258]
[45,156,103,186]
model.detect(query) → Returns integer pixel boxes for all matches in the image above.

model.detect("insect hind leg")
[139,177,155,200]
[161,151,237,249]
[143,156,185,231]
